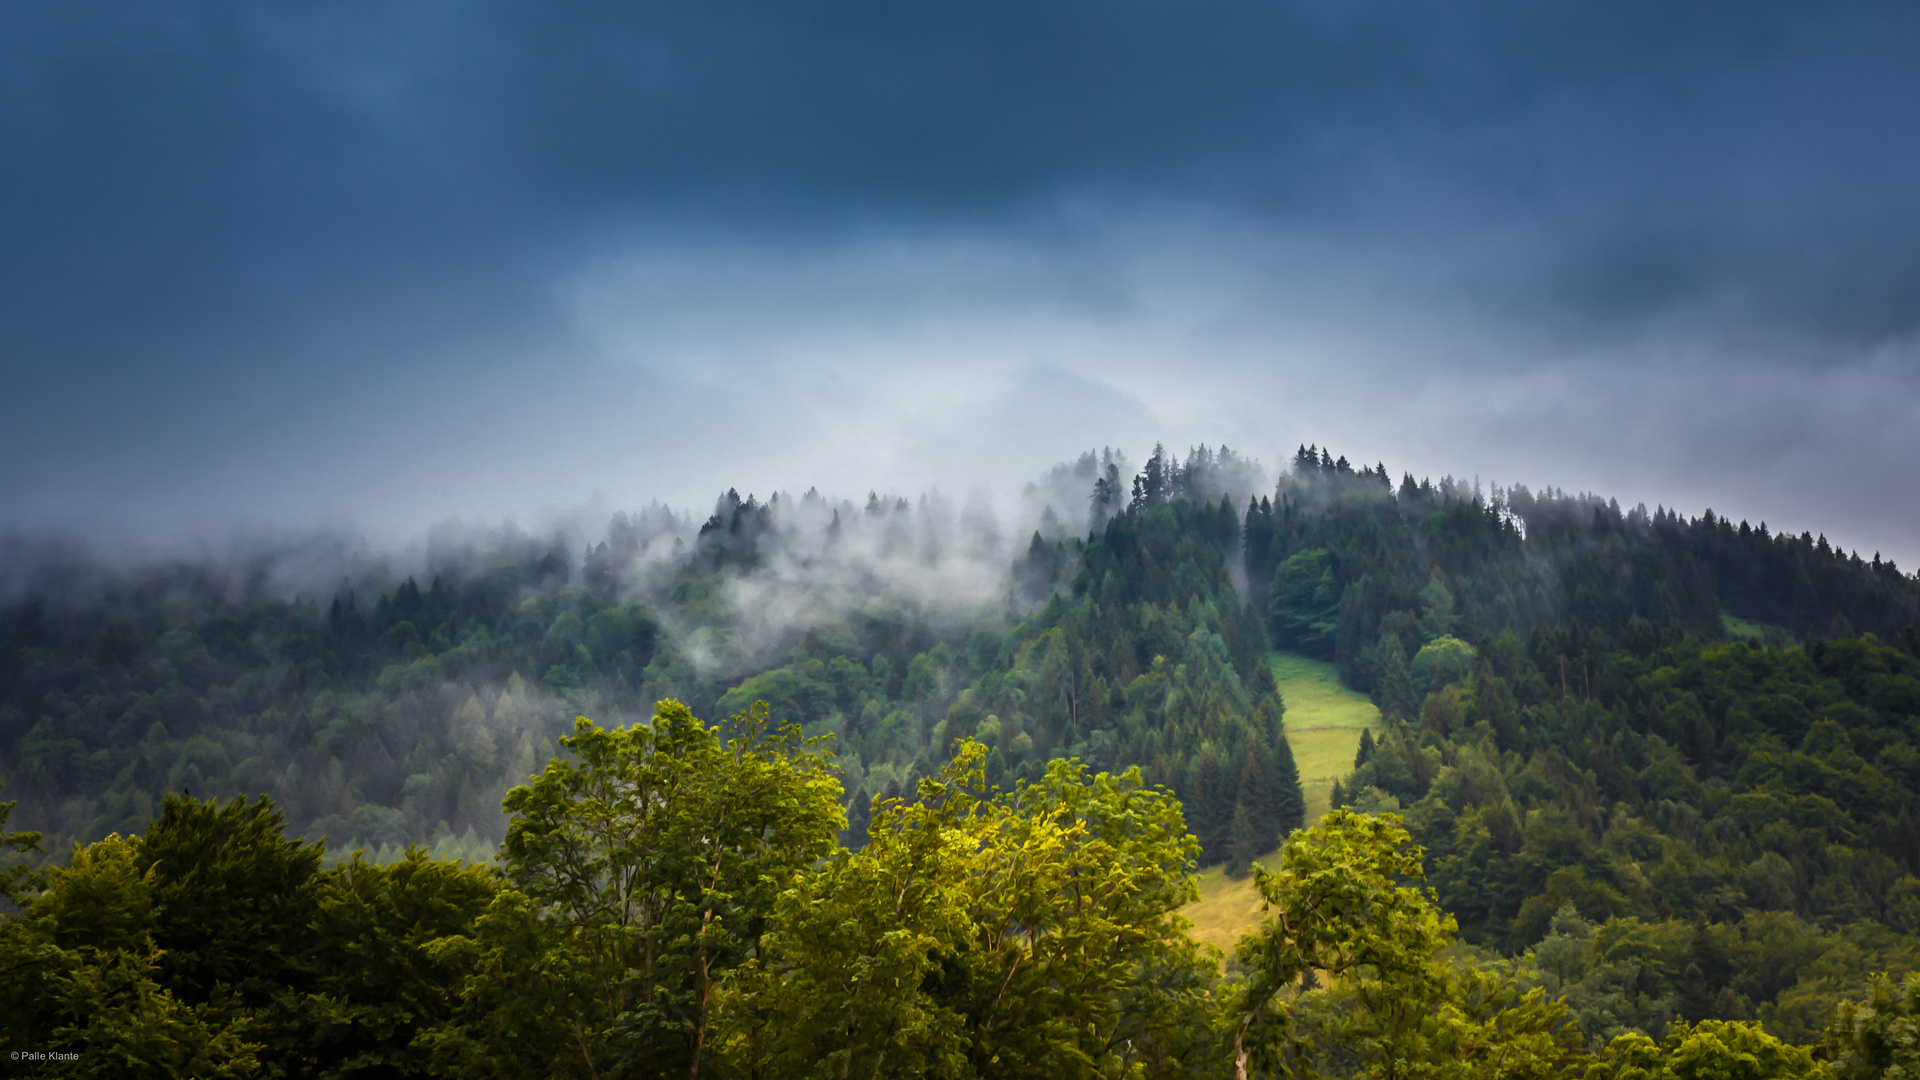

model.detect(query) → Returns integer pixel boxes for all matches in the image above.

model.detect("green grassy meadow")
[1181,653,1382,954]
[1184,858,1272,958]
[1268,653,1381,823]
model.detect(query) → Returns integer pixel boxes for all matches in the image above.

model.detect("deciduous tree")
[430,701,843,1079]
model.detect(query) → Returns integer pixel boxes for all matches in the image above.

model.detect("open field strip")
[1181,653,1381,954]
[1268,653,1381,823]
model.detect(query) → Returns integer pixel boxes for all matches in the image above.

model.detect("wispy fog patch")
[0,525,405,615]
[635,466,1110,676]
[717,492,1011,666]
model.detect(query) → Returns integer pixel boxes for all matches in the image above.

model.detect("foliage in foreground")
[0,702,1907,1079]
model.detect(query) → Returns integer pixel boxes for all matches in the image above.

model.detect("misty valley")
[4,443,1920,1079]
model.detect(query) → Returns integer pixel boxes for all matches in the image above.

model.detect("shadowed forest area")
[5,444,1920,1076]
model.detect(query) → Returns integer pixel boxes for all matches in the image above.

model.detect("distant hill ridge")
[1,443,1913,867]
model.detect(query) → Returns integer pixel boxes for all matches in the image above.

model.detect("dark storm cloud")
[8,0,1919,345]
[3,0,1919,562]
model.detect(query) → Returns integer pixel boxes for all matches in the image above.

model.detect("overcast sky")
[4,0,1918,565]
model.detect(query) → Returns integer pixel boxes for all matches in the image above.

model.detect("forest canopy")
[0,708,1866,1079]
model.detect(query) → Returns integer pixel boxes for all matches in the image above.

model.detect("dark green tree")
[1269,550,1340,659]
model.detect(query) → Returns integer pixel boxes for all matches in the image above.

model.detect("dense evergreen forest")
[0,447,1306,869]
[6,442,1920,1076]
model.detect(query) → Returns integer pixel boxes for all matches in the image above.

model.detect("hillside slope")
[1270,652,1380,820]
[1182,651,1380,954]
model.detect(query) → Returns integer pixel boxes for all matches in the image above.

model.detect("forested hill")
[1,443,1915,877]
[948,496,1306,868]
[0,449,1294,865]
[0,490,1024,862]
[1247,446,1920,707]
[1345,631,1920,1042]
[7,443,1920,1071]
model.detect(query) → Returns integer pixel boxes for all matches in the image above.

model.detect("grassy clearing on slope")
[1184,856,1275,958]
[1181,653,1382,954]
[1270,653,1380,822]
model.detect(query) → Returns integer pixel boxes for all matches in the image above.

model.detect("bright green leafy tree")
[1230,809,1581,1080]
[1586,1019,1822,1080]
[429,700,844,1079]
[718,739,1220,1080]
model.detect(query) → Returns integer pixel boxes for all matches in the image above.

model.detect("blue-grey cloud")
[3,0,1919,564]
[9,1,1919,337]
